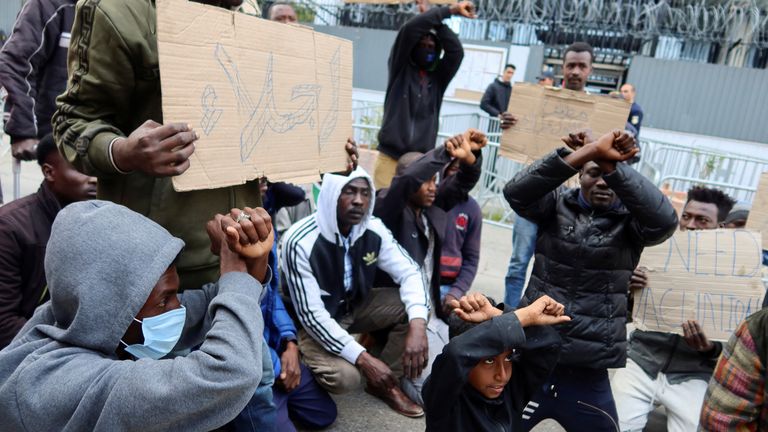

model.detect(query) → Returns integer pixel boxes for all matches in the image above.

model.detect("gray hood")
[6,200,184,355]
[316,167,375,246]
[0,201,272,432]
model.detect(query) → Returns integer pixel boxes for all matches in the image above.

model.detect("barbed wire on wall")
[296,0,768,49]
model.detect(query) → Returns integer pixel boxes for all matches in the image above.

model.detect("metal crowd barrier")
[349,100,768,228]
[636,139,768,202]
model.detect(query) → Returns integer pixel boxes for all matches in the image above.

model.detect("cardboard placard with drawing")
[500,83,631,164]
[156,0,353,192]
[632,229,765,341]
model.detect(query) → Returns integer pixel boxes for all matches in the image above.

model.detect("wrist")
[355,351,371,367]
[409,318,427,329]
[460,153,476,166]
[514,308,531,327]
[110,137,134,173]
[245,256,269,283]
[281,339,298,353]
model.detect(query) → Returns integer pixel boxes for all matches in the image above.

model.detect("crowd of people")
[0,0,765,431]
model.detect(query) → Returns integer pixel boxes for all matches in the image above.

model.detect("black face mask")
[413,46,437,69]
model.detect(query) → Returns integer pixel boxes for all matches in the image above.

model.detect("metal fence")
[350,101,768,228]
[636,140,768,203]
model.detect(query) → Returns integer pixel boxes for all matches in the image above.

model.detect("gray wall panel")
[627,56,768,143]
[313,26,395,92]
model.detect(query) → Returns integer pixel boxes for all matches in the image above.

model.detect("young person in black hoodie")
[423,293,567,432]
[373,128,485,405]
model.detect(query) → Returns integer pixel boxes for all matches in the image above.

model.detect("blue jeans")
[230,340,277,432]
[504,215,537,307]
[272,363,337,431]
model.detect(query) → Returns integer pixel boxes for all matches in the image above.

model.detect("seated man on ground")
[0,134,96,349]
[374,129,486,406]
[700,307,768,430]
[281,167,430,417]
[0,201,272,430]
[256,177,337,431]
[503,129,678,430]
[423,293,567,432]
[612,186,737,432]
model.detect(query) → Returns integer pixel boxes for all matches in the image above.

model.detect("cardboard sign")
[500,83,630,163]
[746,172,768,234]
[157,0,352,191]
[632,230,765,341]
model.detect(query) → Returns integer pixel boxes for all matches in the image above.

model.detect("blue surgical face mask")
[120,306,186,360]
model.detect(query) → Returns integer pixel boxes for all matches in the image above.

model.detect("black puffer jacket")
[504,149,678,369]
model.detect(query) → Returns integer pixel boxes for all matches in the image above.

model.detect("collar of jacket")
[37,182,63,222]
[564,188,628,216]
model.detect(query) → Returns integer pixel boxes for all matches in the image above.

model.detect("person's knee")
[317,363,360,394]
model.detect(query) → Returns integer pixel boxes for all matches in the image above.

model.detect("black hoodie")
[422,309,561,432]
[376,6,464,160]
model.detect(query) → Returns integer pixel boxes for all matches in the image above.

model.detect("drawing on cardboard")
[318,47,341,149]
[157,0,352,191]
[200,85,223,136]
[500,83,630,164]
[213,44,322,162]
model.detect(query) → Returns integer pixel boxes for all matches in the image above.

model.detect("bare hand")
[467,128,488,151]
[682,320,715,352]
[442,293,458,317]
[444,131,479,165]
[112,120,197,176]
[629,267,648,291]
[590,130,638,163]
[450,292,502,323]
[222,207,274,259]
[561,129,594,151]
[402,318,428,380]
[449,1,476,18]
[206,220,247,275]
[11,137,38,161]
[357,352,398,390]
[206,208,274,281]
[278,341,302,392]
[515,295,571,327]
[499,112,518,130]
[345,138,359,173]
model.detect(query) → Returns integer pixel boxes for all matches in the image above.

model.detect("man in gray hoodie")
[0,200,272,431]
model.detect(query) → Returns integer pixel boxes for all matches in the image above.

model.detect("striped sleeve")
[281,217,365,365]
[699,320,764,431]
[368,218,430,321]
